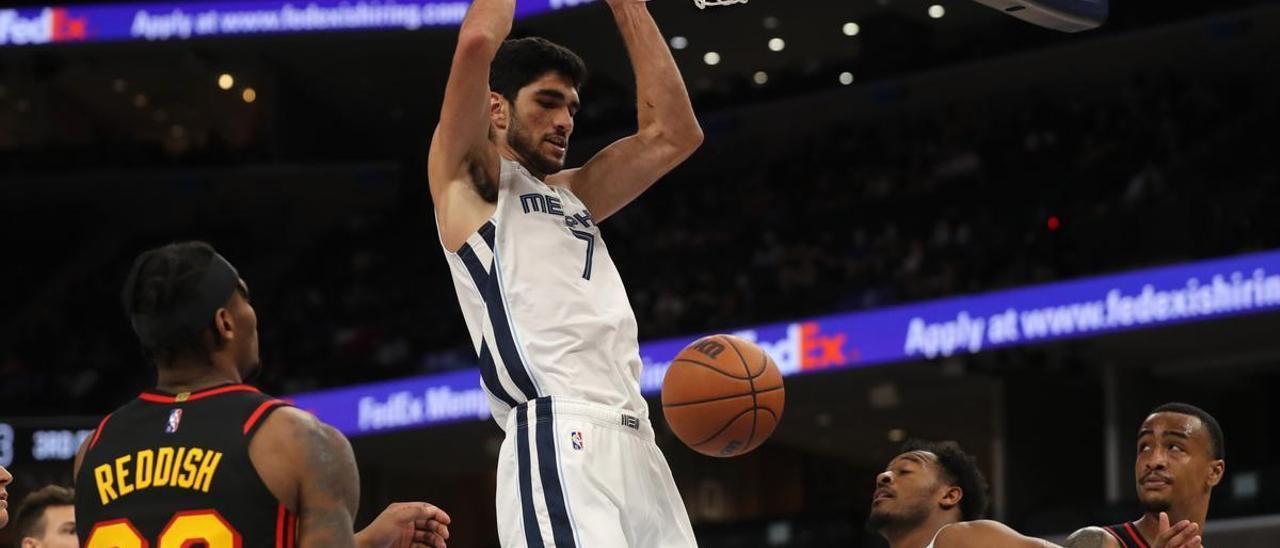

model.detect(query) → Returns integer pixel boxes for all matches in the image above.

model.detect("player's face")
[229,280,262,380]
[0,464,11,528]
[31,504,78,548]
[507,71,579,176]
[866,451,945,534]
[1134,412,1223,513]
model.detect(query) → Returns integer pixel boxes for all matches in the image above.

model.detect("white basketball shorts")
[496,396,698,547]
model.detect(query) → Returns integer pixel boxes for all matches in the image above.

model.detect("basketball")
[661,334,785,457]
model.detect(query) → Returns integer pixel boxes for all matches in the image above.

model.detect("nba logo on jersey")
[570,431,583,450]
[165,408,183,433]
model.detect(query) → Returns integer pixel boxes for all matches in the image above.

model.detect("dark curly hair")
[122,241,230,366]
[900,439,990,521]
[490,36,587,104]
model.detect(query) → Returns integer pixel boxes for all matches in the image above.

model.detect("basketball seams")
[661,385,784,408]
[670,358,756,380]
[720,335,760,455]
[688,407,756,447]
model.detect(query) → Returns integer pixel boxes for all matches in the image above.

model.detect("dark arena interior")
[2,0,1279,546]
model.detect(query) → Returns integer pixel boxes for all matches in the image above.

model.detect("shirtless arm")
[428,0,514,251]
[545,0,702,222]
[1064,527,1121,548]
[250,407,361,548]
[934,520,1061,548]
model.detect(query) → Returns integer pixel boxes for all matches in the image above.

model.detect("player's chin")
[1138,493,1173,513]
[539,156,567,175]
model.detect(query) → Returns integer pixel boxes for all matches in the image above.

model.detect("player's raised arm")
[429,0,515,250]
[547,0,703,222]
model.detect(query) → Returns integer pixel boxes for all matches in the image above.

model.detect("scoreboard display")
[0,416,99,495]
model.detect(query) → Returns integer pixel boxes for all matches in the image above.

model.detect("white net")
[693,0,748,9]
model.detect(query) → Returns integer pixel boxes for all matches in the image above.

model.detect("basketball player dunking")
[867,440,1057,548]
[1065,403,1224,548]
[428,0,702,544]
[73,242,451,548]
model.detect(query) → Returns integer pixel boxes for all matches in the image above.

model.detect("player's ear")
[1207,459,1225,488]
[939,485,963,512]
[214,306,236,342]
[490,91,509,131]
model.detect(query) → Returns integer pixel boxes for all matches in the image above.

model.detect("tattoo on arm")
[294,419,361,548]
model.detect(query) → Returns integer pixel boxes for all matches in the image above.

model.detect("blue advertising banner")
[292,249,1280,436]
[0,0,597,46]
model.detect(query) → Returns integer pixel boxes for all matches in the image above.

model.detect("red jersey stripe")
[139,384,260,404]
[243,400,288,435]
[88,413,113,450]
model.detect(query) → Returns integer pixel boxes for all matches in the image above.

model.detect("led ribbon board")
[0,0,597,46]
[293,249,1280,436]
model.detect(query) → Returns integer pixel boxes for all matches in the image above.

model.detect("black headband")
[130,253,241,349]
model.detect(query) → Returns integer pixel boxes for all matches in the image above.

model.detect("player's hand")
[1152,512,1202,548]
[355,502,452,548]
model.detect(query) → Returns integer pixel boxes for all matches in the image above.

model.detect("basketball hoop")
[693,0,748,9]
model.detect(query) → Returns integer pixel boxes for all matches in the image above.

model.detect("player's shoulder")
[934,520,1051,547]
[1063,526,1121,548]
[254,406,333,441]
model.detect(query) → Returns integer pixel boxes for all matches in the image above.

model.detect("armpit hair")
[468,158,498,203]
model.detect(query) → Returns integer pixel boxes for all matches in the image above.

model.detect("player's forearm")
[609,0,702,147]
[458,0,516,46]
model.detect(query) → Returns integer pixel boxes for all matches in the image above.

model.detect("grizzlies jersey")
[441,156,647,429]
[75,384,297,547]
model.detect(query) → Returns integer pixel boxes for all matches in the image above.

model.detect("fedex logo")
[0,8,89,46]
[734,321,852,375]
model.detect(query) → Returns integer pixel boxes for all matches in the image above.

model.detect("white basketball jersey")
[441,157,647,429]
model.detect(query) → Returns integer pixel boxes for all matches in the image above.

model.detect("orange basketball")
[661,334,785,457]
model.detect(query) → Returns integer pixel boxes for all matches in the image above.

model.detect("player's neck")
[496,144,547,181]
[885,515,958,548]
[1136,501,1210,541]
[155,358,243,394]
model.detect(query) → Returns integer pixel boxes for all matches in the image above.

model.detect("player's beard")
[507,110,564,176]
[865,498,932,536]
[1139,493,1173,514]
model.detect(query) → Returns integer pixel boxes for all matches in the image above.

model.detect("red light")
[1047,216,1061,231]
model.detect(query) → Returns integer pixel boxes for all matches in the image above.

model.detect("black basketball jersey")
[1102,521,1151,548]
[75,383,297,548]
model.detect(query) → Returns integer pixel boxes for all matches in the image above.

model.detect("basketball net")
[693,0,747,9]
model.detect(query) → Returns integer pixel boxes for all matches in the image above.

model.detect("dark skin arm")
[1064,527,1121,548]
[251,407,362,547]
[933,520,1060,548]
